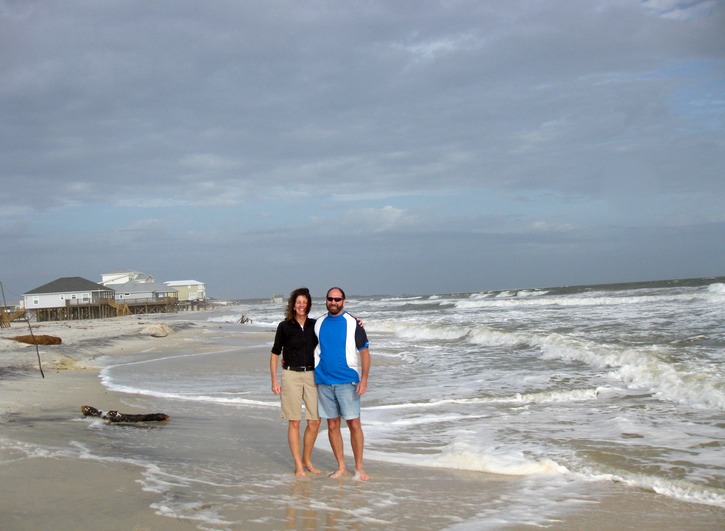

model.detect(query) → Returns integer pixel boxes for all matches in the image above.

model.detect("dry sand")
[0,317,174,373]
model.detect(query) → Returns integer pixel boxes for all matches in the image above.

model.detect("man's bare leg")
[326,417,347,478]
[288,420,306,477]
[347,418,369,481]
[302,419,321,474]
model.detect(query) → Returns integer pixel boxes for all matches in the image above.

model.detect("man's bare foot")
[354,467,369,481]
[328,468,347,479]
[304,463,321,474]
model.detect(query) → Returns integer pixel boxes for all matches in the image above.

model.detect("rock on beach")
[140,323,174,338]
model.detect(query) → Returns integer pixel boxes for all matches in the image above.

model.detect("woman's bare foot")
[304,463,321,474]
[294,467,307,478]
[328,467,348,479]
[353,467,369,481]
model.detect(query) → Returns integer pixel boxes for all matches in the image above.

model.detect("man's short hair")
[327,287,346,299]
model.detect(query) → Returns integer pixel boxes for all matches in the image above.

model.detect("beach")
[0,317,182,530]
[1,290,724,530]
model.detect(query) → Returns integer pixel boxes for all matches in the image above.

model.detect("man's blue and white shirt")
[314,311,369,385]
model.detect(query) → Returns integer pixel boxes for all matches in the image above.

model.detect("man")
[314,287,371,481]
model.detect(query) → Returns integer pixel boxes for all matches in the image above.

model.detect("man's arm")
[356,347,370,396]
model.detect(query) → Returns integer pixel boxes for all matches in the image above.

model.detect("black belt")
[284,365,314,372]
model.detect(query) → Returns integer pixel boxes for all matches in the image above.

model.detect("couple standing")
[269,287,371,480]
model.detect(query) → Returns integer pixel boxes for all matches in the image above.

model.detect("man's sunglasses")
[326,297,343,302]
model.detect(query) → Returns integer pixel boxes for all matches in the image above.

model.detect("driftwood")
[10,334,62,345]
[81,405,170,424]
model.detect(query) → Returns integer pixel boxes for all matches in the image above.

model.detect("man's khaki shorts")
[280,369,319,421]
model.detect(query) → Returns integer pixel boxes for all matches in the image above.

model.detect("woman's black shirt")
[271,318,318,367]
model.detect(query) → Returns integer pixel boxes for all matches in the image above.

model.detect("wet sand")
[0,371,178,531]
[0,317,182,530]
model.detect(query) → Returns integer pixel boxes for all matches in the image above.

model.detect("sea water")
[11,277,725,528]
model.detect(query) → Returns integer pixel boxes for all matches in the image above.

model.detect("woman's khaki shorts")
[280,369,319,421]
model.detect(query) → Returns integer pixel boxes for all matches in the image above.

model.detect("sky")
[1,0,724,300]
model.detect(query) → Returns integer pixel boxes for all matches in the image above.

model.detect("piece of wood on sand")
[81,405,170,424]
[10,334,62,345]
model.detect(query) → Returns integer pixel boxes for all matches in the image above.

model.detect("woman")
[269,287,321,477]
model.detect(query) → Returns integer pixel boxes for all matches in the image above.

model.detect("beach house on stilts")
[101,270,179,314]
[22,271,187,322]
[23,277,118,321]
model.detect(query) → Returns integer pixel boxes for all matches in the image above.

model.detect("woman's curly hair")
[285,287,311,321]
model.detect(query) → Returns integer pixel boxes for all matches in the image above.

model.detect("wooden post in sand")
[23,316,45,378]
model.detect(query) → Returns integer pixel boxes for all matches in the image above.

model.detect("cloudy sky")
[2,0,723,300]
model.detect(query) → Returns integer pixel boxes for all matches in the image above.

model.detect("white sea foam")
[649,477,725,508]
[535,334,725,409]
[98,378,275,407]
[707,282,725,296]
[570,467,725,509]
[367,388,599,411]
[364,438,568,477]
[455,292,696,310]
[374,321,531,348]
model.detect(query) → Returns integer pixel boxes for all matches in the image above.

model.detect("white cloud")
[642,0,719,20]
[342,205,412,233]
[179,153,243,172]
[395,32,482,62]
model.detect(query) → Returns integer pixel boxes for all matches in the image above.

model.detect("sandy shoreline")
[0,370,179,531]
[0,316,189,530]
[2,316,724,530]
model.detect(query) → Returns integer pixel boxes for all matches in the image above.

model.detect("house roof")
[25,277,114,295]
[164,280,204,286]
[101,270,155,284]
[112,280,178,294]
[103,269,136,275]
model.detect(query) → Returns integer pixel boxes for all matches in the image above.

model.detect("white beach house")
[22,277,117,321]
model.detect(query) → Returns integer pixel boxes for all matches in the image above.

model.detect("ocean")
[12,277,725,529]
